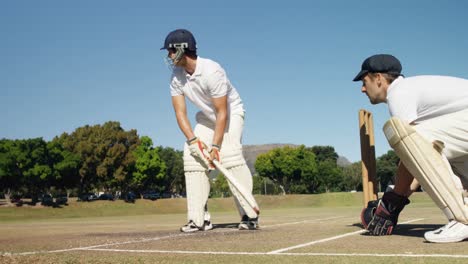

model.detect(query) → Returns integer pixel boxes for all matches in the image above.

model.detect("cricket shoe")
[180,220,213,233]
[424,220,468,243]
[238,215,259,230]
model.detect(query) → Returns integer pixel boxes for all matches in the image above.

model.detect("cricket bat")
[212,160,260,215]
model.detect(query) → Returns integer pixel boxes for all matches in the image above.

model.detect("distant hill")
[337,156,352,167]
[243,144,297,173]
[242,144,352,174]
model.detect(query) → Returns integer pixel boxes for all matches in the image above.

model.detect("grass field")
[0,192,467,264]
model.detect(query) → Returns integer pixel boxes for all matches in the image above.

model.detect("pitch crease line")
[0,216,344,256]
[83,248,468,258]
[267,218,425,254]
[262,216,344,228]
[1,232,194,256]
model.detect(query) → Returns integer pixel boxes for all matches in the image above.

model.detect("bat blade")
[212,160,259,215]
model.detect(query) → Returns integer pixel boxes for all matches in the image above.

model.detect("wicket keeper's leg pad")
[383,117,468,223]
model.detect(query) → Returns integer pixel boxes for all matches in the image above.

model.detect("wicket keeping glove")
[187,137,213,170]
[366,192,410,236]
[361,200,379,229]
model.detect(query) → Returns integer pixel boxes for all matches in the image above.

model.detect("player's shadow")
[352,222,442,238]
[392,224,442,238]
[212,223,240,229]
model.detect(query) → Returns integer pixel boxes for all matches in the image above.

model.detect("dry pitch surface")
[0,194,467,264]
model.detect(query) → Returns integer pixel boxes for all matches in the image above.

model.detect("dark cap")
[352,54,402,82]
[161,29,197,51]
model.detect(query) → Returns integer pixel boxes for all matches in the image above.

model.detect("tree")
[59,121,140,193]
[309,146,339,163]
[308,146,343,193]
[316,160,345,193]
[341,161,363,191]
[252,175,282,195]
[0,138,55,201]
[0,139,23,202]
[255,145,318,194]
[376,150,399,191]
[210,172,230,198]
[17,138,55,200]
[47,138,81,196]
[158,146,184,194]
[1,138,59,201]
[132,136,166,193]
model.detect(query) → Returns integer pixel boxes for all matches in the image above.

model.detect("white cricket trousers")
[414,108,468,188]
[183,111,255,226]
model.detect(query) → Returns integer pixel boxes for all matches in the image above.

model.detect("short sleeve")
[170,73,184,96]
[205,70,228,98]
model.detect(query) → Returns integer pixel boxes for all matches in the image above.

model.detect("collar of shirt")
[387,76,404,98]
[185,56,203,79]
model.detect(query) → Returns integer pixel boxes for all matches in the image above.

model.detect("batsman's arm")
[211,95,228,148]
[172,95,195,140]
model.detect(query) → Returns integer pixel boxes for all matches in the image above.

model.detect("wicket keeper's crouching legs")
[379,116,468,242]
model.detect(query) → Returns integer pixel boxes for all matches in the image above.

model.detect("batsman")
[354,54,468,243]
[161,29,260,232]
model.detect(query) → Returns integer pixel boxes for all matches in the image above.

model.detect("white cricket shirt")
[170,57,244,122]
[386,75,468,124]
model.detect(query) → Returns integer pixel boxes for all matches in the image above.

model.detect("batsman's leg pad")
[383,117,468,223]
[184,171,210,227]
[229,164,259,218]
[184,150,209,172]
[220,148,246,168]
[181,112,215,227]
[221,149,259,218]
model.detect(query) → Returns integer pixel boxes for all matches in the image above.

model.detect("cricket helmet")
[161,29,197,51]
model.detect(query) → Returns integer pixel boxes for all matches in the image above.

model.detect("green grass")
[0,192,434,222]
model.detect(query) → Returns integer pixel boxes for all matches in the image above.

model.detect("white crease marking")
[83,248,468,258]
[1,216,341,256]
[267,218,425,254]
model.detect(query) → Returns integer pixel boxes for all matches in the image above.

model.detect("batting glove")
[187,137,213,170]
[209,144,221,163]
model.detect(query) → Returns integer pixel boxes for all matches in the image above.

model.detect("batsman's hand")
[209,145,220,163]
[187,137,213,170]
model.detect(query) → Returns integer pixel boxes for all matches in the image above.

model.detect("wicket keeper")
[161,29,259,232]
[354,54,468,243]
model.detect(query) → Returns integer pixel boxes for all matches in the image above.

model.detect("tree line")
[0,121,183,202]
[254,145,399,195]
[0,121,400,201]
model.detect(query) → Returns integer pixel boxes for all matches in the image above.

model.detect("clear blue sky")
[2,1,468,162]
